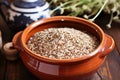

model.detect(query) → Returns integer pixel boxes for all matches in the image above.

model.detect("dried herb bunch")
[49,0,120,28]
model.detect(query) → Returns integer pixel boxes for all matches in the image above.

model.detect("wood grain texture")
[4,59,39,80]
[0,53,6,80]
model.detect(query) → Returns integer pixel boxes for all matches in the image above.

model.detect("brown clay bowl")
[12,16,115,80]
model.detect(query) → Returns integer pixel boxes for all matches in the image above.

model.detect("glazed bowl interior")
[21,16,104,62]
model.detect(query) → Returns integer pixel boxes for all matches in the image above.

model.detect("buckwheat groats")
[26,27,99,59]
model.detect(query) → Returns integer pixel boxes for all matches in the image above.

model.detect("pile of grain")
[26,28,99,59]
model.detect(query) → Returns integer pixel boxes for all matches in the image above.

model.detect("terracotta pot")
[12,16,115,80]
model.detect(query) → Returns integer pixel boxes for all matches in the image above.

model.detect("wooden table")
[0,1,120,80]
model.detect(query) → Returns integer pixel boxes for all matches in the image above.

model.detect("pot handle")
[99,34,115,57]
[12,31,23,51]
[3,31,22,61]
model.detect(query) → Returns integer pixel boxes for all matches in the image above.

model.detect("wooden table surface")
[0,1,120,80]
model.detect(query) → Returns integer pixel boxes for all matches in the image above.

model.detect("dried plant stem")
[89,0,108,22]
[50,1,73,15]
[106,11,113,28]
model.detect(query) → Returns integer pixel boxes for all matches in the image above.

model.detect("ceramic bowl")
[12,16,115,80]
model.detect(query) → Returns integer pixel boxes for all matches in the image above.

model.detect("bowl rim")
[21,16,105,63]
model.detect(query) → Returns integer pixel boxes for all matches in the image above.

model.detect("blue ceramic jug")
[0,0,50,35]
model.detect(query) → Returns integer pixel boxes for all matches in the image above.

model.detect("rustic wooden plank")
[4,58,39,80]
[97,59,112,80]
[90,73,101,80]
[98,48,120,80]
[0,14,6,80]
[106,48,120,80]
[0,52,6,80]
[97,47,120,80]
